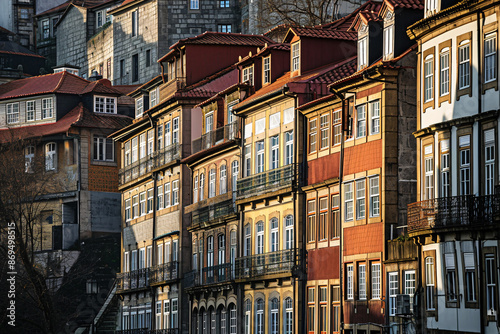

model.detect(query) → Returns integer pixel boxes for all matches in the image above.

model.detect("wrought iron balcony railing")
[191,199,237,227]
[407,194,500,233]
[236,164,298,200]
[183,270,201,289]
[235,249,299,280]
[116,268,149,292]
[115,329,179,334]
[119,144,181,185]
[149,262,179,285]
[191,122,239,154]
[202,263,234,285]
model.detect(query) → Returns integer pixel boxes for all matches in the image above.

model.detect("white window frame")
[45,142,57,171]
[95,96,116,114]
[157,185,164,210]
[356,104,366,138]
[405,270,416,312]
[389,272,398,316]
[345,182,353,221]
[359,264,366,300]
[458,42,471,90]
[42,98,53,119]
[485,130,495,195]
[172,180,179,205]
[369,176,379,217]
[371,263,381,299]
[26,100,35,122]
[209,169,216,198]
[242,66,254,85]
[292,42,300,71]
[347,264,354,300]
[263,56,271,84]
[424,56,434,102]
[383,24,394,59]
[93,136,114,162]
[220,165,227,194]
[358,37,367,69]
[369,100,380,135]
[440,49,450,96]
[356,179,365,219]
[485,33,497,83]
[136,97,143,118]
[164,182,171,207]
[7,103,20,124]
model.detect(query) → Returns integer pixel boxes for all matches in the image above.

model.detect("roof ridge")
[53,71,68,92]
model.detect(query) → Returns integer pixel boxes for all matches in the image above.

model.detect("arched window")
[256,299,264,334]
[270,218,279,252]
[45,142,57,171]
[244,300,251,334]
[228,303,237,334]
[220,165,227,194]
[231,161,239,193]
[210,307,216,334]
[192,309,199,334]
[256,222,264,255]
[218,305,226,334]
[284,297,293,334]
[244,224,251,256]
[209,168,216,198]
[207,236,214,281]
[218,234,225,265]
[270,298,279,334]
[199,173,205,201]
[194,175,198,203]
[284,215,294,250]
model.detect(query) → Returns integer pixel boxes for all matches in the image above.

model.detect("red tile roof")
[0,72,121,100]
[349,1,383,31]
[0,50,45,59]
[287,26,357,41]
[0,103,132,143]
[179,68,238,99]
[385,0,424,10]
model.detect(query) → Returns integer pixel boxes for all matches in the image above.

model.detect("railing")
[119,144,181,185]
[148,330,179,334]
[116,268,149,292]
[236,164,298,199]
[183,270,201,289]
[192,199,236,226]
[191,122,239,154]
[235,249,298,280]
[202,263,234,284]
[159,77,186,102]
[407,194,500,233]
[115,330,179,334]
[149,262,178,285]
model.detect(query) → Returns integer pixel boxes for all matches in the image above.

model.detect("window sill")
[92,160,117,167]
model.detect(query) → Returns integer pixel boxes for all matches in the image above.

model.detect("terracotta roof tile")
[289,26,356,41]
[385,0,424,10]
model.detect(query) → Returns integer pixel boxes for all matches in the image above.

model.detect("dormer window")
[242,66,254,85]
[358,37,367,69]
[383,25,394,60]
[292,42,300,72]
[136,97,143,118]
[426,0,437,16]
[95,96,117,113]
[150,89,158,108]
[96,10,104,28]
[168,61,176,81]
[263,56,271,84]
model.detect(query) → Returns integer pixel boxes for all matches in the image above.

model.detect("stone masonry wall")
[87,23,114,80]
[57,6,89,77]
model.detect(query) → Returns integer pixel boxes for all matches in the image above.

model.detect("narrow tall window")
[345,183,353,221]
[440,140,450,197]
[319,287,327,334]
[139,192,146,216]
[231,161,238,193]
[45,142,57,171]
[389,272,398,316]
[485,129,495,195]
[405,270,416,312]
[7,103,19,124]
[256,222,264,255]
[346,265,354,300]
[319,197,328,241]
[125,199,131,221]
[209,169,216,198]
[220,165,227,194]
[270,135,279,169]
[358,37,367,69]
[42,98,53,119]
[309,118,317,153]
[157,185,164,210]
[172,117,179,143]
[172,180,179,205]
[263,56,270,84]
[307,287,315,333]
[331,195,339,238]
[371,263,381,299]
[383,24,394,59]
[464,253,476,302]
[132,195,139,218]
[445,253,457,302]
[333,109,342,145]
[292,42,300,71]
[244,300,251,334]
[356,104,366,138]
[193,176,198,203]
[132,54,139,82]
[165,121,171,146]
[199,173,205,201]
[359,264,366,300]
[440,49,450,96]
[486,255,497,315]
[426,257,435,310]
[458,42,470,89]
[244,145,251,177]
[424,145,434,200]
[369,176,379,217]
[320,113,329,149]
[256,299,264,334]
[157,124,163,150]
[460,136,470,195]
[25,146,35,173]
[424,57,434,102]
[285,215,294,250]
[270,298,279,334]
[256,141,264,173]
[484,33,497,83]
[284,298,293,334]
[244,224,251,256]
[285,131,293,165]
[370,100,380,135]
[131,9,138,37]
[164,182,170,207]
[147,188,153,213]
[356,179,365,219]
[26,101,35,122]
[270,218,279,252]
[307,200,316,243]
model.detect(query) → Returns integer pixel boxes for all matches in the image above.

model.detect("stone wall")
[87,23,114,80]
[57,6,89,77]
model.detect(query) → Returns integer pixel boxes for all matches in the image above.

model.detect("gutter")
[232,86,288,115]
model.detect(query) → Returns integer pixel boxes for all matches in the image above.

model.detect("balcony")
[202,263,234,285]
[407,194,500,234]
[159,77,186,102]
[191,122,239,155]
[236,164,298,200]
[119,144,181,185]
[115,330,179,334]
[191,198,237,228]
[235,249,299,280]
[149,262,178,285]
[116,268,149,293]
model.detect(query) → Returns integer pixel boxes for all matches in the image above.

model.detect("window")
[270,135,279,169]
[218,24,231,33]
[199,173,205,201]
[369,100,380,135]
[285,131,293,165]
[383,24,394,58]
[458,42,470,89]
[405,270,416,312]
[284,297,293,334]
[283,107,294,124]
[332,109,341,145]
[26,101,35,121]
[229,304,236,334]
[307,200,316,243]
[320,114,329,149]
[219,0,229,7]
[219,165,227,194]
[356,179,365,219]
[42,20,49,39]
[269,112,280,129]
[132,54,139,82]
[464,252,476,302]
[389,272,398,316]
[345,182,353,221]
[244,223,251,256]
[120,59,125,79]
[263,56,270,84]
[425,257,435,310]
[165,121,171,146]
[358,37,367,69]
[218,234,225,266]
[131,137,138,163]
[356,104,366,138]
[424,145,434,200]
[307,287,315,333]
[317,197,328,241]
[369,176,379,217]
[172,117,179,143]
[164,300,170,329]
[20,8,29,20]
[172,299,178,328]
[209,169,216,198]
[256,221,264,255]
[486,255,496,315]
[139,191,146,216]
[155,302,162,329]
[270,218,279,252]
[426,0,437,15]
[285,215,294,250]
[93,136,114,161]
[358,264,366,300]
[371,263,381,299]
[25,146,35,173]
[319,287,327,334]
[292,42,300,71]
[150,88,157,107]
[485,33,497,83]
[131,10,138,37]
[147,188,153,213]
[172,180,179,205]
[244,300,251,334]
[132,195,139,218]
[147,129,154,157]
[440,49,450,96]
[231,161,238,193]
[244,145,251,176]
[6,103,19,124]
[331,195,339,238]
[146,49,151,68]
[460,136,470,195]
[270,298,279,334]
[346,265,354,300]
[190,0,199,9]
[96,10,104,28]
[309,118,317,153]
[256,141,264,173]
[42,98,53,119]
[45,142,57,171]
[157,185,163,210]
[242,66,254,85]
[440,141,450,197]
[256,299,264,334]
[485,129,495,195]
[424,56,434,102]
[165,182,171,207]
